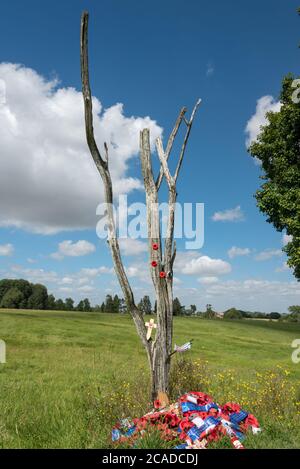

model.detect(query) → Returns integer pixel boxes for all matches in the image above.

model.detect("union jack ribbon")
[174,341,192,353]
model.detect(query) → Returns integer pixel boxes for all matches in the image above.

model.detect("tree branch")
[155,107,187,190]
[80,11,149,351]
[174,98,201,182]
[155,137,175,190]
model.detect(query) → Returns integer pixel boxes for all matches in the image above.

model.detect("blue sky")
[0,0,299,312]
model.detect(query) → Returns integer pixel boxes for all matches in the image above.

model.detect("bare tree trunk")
[80,11,200,404]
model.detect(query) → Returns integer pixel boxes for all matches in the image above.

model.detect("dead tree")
[80,11,200,403]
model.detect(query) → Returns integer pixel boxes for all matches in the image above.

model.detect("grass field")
[0,309,300,449]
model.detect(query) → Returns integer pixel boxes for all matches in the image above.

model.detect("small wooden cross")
[145,318,157,341]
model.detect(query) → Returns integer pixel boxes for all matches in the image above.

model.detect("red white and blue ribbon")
[174,341,192,353]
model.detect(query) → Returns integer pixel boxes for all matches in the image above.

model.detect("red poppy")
[151,261,157,267]
[153,399,161,409]
[159,271,166,278]
[152,243,159,250]
[245,414,259,428]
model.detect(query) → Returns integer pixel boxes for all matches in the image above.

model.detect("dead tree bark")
[80,11,200,403]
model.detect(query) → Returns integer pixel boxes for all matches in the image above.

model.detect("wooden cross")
[145,318,157,341]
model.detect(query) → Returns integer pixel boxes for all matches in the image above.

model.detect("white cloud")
[59,287,73,293]
[119,238,148,256]
[228,246,251,259]
[80,266,113,277]
[198,276,219,285]
[0,63,162,234]
[0,243,14,256]
[205,279,300,300]
[212,205,244,222]
[51,240,96,260]
[78,277,90,285]
[275,262,290,273]
[61,276,73,285]
[10,265,58,284]
[282,234,293,246]
[181,255,231,277]
[125,263,152,285]
[173,277,182,285]
[254,249,282,261]
[245,95,281,147]
[27,257,37,264]
[178,279,300,313]
[78,285,95,293]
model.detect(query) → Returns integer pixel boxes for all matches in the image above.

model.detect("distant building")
[216,312,224,319]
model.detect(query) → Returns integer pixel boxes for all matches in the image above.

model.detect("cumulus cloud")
[245,95,281,147]
[0,243,14,256]
[10,265,58,283]
[61,276,74,285]
[179,254,231,277]
[59,287,73,293]
[254,249,282,261]
[198,276,219,284]
[78,285,95,293]
[0,63,162,234]
[79,266,113,277]
[177,279,300,313]
[228,246,251,259]
[119,238,148,256]
[51,240,96,260]
[212,206,244,222]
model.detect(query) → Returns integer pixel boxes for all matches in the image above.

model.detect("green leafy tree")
[202,304,216,319]
[269,312,281,320]
[286,305,300,322]
[138,295,152,315]
[65,298,74,311]
[27,284,48,310]
[173,297,182,316]
[249,75,300,279]
[47,294,56,310]
[0,279,33,308]
[223,308,243,320]
[76,300,84,312]
[112,294,120,313]
[55,299,66,311]
[289,305,300,314]
[83,298,92,312]
[0,287,24,309]
[105,294,114,313]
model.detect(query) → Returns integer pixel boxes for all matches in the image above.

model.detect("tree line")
[0,279,298,321]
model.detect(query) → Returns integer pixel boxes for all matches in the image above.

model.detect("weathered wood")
[155,107,187,190]
[80,10,200,402]
[174,99,201,182]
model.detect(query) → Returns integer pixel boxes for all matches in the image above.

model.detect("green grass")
[0,309,300,448]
